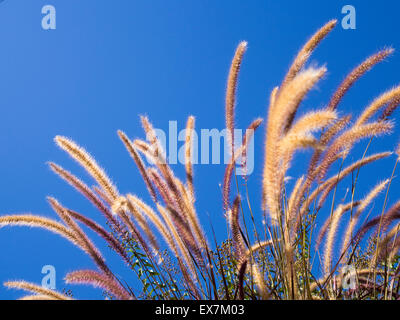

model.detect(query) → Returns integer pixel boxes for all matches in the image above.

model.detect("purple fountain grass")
[3,19,400,300]
[65,270,132,300]
[4,281,72,300]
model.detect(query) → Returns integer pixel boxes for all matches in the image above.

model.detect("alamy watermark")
[40,4,357,31]
[144,121,256,175]
[41,5,56,30]
[41,265,56,290]
[341,5,356,30]
[341,264,357,290]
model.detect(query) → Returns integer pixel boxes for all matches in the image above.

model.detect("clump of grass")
[2,19,400,300]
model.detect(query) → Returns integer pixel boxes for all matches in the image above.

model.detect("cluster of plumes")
[0,39,263,299]
[2,19,400,300]
[255,20,400,297]
[0,111,215,299]
[221,20,400,298]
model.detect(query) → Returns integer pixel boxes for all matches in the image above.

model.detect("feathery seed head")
[54,136,119,201]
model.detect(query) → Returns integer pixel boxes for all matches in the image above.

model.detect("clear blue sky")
[0,0,400,299]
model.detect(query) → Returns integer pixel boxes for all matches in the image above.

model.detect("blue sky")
[0,0,400,299]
